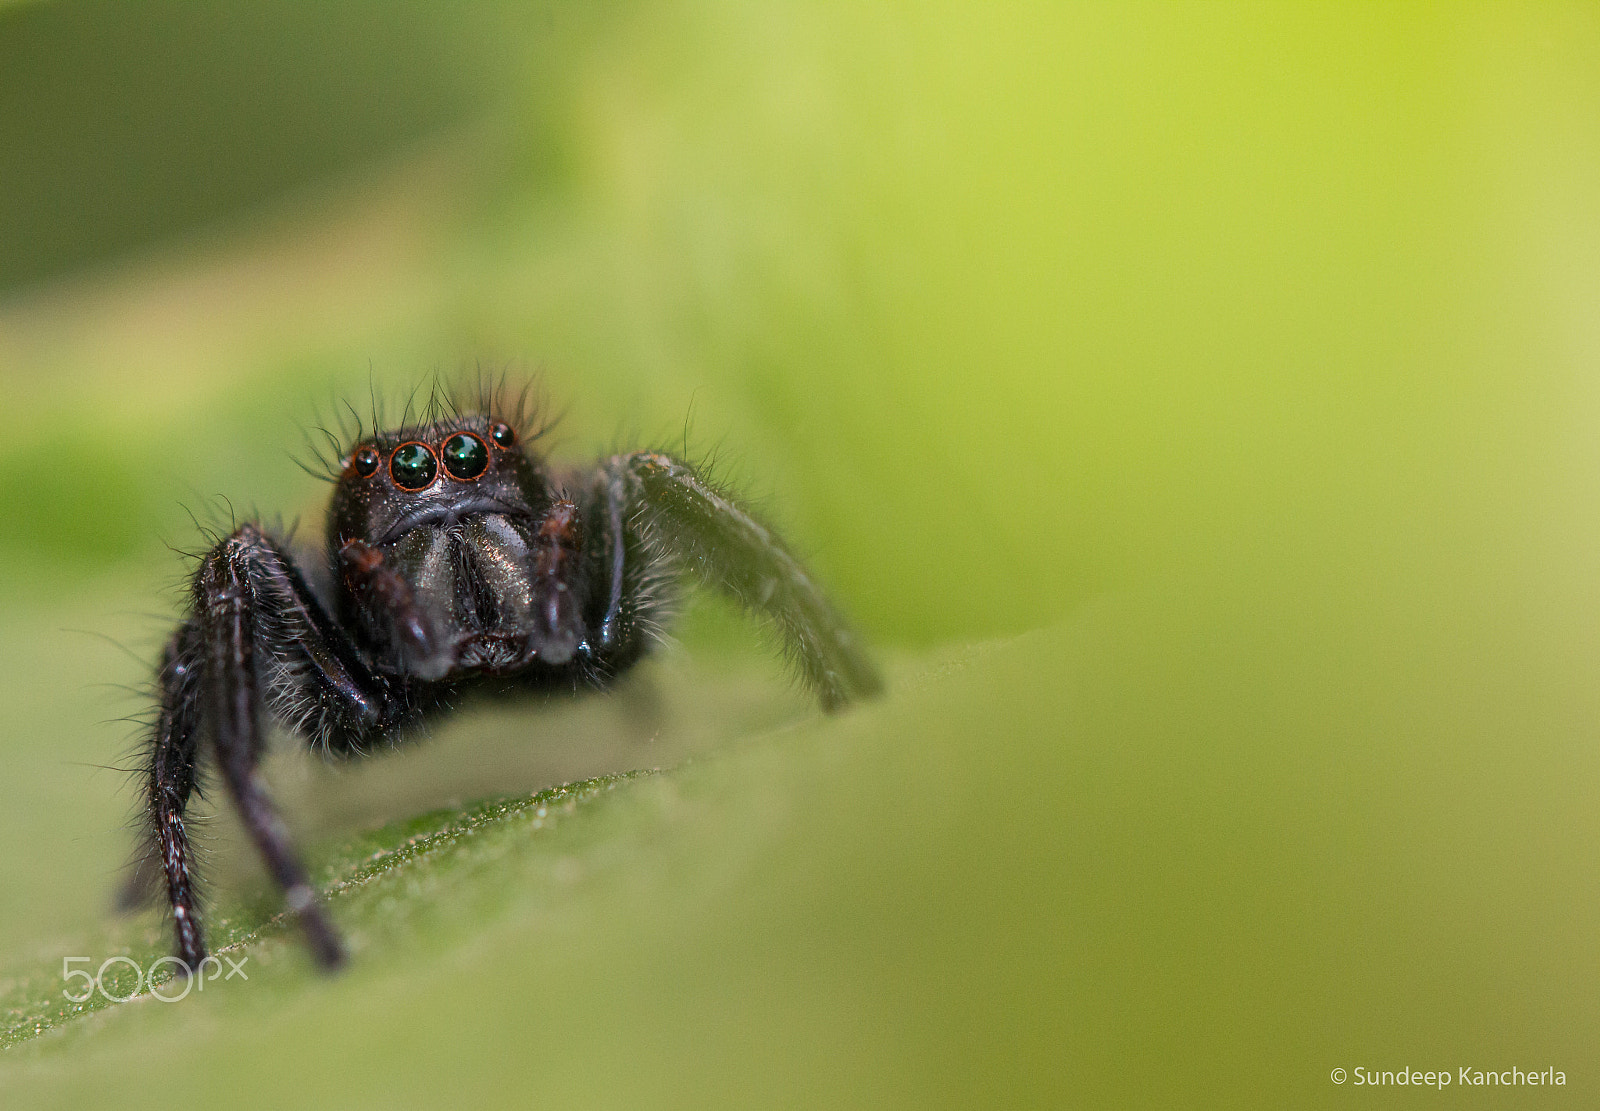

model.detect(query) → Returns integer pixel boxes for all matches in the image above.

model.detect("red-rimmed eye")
[389,442,438,490]
[489,421,517,449]
[350,446,381,478]
[441,432,489,481]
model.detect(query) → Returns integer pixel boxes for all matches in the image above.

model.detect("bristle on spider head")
[297,366,556,471]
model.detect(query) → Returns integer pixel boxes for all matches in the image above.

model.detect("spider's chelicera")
[140,385,880,971]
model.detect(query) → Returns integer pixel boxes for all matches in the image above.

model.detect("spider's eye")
[489,421,517,449]
[389,442,438,490]
[350,447,380,478]
[441,432,489,481]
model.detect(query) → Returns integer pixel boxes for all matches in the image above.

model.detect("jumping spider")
[139,384,880,971]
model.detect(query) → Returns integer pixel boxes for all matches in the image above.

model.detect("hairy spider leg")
[148,524,401,970]
[615,453,883,711]
[201,540,341,969]
[148,623,206,968]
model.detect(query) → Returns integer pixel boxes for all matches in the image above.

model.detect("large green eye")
[389,442,438,490]
[441,432,489,481]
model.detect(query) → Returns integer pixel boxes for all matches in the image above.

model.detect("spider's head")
[325,414,547,550]
[324,413,575,677]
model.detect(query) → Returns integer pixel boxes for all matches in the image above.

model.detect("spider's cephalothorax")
[141,392,881,971]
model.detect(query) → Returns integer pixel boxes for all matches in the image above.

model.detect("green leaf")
[3,2,1599,1107]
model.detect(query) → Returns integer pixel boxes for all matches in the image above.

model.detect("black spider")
[138,382,881,971]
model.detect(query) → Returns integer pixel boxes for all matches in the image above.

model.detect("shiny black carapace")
[140,382,880,971]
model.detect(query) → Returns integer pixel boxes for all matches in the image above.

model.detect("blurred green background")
[2,1,1598,1106]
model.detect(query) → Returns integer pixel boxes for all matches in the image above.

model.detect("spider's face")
[324,414,570,678]
[325,415,547,550]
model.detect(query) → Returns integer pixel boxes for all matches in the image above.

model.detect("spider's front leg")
[607,452,883,710]
[146,622,207,969]
[147,523,398,971]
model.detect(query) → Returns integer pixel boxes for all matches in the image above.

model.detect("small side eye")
[489,421,517,449]
[441,432,489,481]
[389,442,438,490]
[350,447,381,477]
